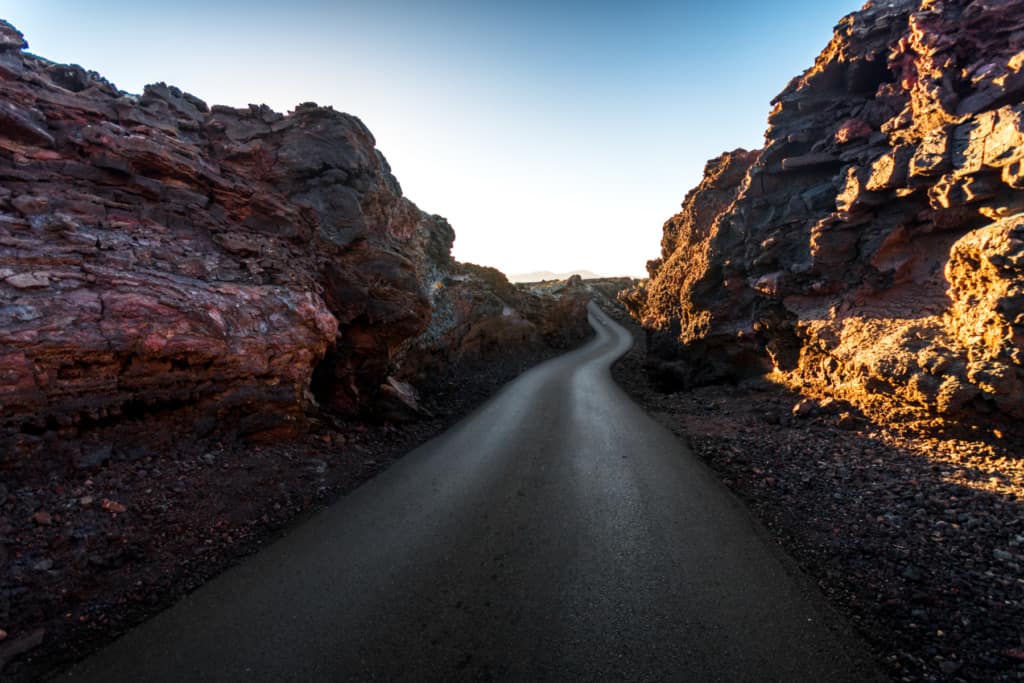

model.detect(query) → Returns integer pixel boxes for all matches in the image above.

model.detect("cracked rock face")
[0,20,589,473]
[622,0,1024,428]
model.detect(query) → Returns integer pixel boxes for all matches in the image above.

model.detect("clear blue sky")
[1,1,861,277]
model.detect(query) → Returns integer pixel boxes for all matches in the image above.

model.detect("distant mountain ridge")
[509,269,603,283]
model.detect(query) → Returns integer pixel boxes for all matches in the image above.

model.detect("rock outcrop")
[0,20,589,475]
[371,262,592,416]
[623,0,1024,429]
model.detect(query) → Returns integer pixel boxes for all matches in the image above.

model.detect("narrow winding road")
[64,303,880,682]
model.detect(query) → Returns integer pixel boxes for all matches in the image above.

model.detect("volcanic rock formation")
[0,20,589,475]
[622,0,1024,429]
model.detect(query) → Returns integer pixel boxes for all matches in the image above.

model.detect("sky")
[0,1,861,277]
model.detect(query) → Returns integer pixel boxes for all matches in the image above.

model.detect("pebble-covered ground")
[0,343,584,682]
[608,307,1024,682]
[6,295,1022,682]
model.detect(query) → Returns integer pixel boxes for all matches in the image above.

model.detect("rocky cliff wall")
[623,0,1024,430]
[0,20,589,475]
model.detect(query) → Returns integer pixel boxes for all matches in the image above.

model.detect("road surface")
[64,302,880,682]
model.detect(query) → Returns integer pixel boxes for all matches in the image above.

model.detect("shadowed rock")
[0,22,590,474]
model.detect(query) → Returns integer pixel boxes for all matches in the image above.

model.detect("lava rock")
[620,0,1024,431]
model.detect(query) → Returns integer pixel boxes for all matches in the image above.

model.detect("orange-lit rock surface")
[0,20,589,470]
[623,0,1024,430]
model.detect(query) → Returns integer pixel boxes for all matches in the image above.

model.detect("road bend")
[63,302,880,682]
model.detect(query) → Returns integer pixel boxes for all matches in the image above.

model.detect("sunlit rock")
[622,0,1024,430]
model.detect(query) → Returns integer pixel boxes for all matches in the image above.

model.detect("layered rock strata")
[0,20,588,475]
[623,0,1024,427]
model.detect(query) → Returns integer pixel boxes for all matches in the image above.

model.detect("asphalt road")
[63,302,881,682]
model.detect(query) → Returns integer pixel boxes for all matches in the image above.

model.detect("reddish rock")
[0,23,591,475]
[31,511,51,526]
[100,499,126,514]
[623,0,1024,430]
[834,118,873,145]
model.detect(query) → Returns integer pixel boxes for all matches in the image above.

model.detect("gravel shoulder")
[0,340,590,682]
[604,303,1024,683]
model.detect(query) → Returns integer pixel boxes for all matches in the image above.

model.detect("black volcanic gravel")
[0,340,587,682]
[609,306,1024,682]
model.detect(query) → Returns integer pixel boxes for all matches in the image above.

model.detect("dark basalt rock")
[622,0,1024,431]
[0,21,591,476]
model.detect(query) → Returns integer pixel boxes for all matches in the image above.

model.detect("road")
[63,302,880,682]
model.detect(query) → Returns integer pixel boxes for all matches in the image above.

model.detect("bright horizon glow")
[0,1,861,278]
